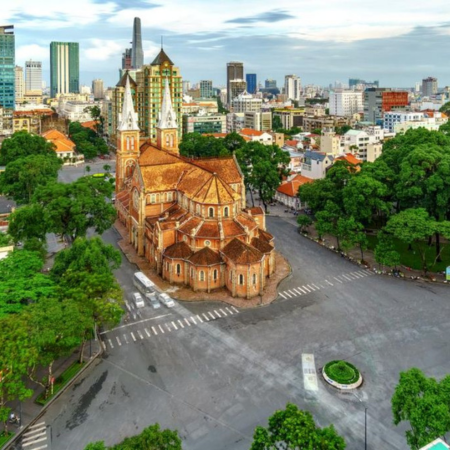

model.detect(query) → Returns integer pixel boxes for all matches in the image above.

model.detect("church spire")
[157,78,177,130]
[118,73,139,131]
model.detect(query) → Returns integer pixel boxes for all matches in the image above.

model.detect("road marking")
[28,422,45,430]
[137,330,144,339]
[184,318,191,326]
[125,301,131,311]
[123,334,129,344]
[23,437,47,447]
[292,288,302,296]
[116,336,121,346]
[23,430,46,441]
[219,308,228,316]
[283,291,292,298]
[130,332,136,342]
[226,307,235,314]
[132,313,137,320]
[342,274,352,281]
[208,312,216,320]
[352,271,365,278]
[178,320,185,328]
[144,328,151,337]
[190,316,197,325]
[325,280,334,286]
[312,283,321,290]
[171,321,178,330]
[287,290,297,296]
[333,276,343,283]
[158,325,165,334]
[108,339,113,349]
[302,353,319,392]
[197,314,204,323]
[32,446,48,450]
[357,270,368,277]
[102,341,106,351]
[307,284,317,291]
[165,324,172,332]
[152,326,158,335]
[302,285,311,293]
[202,313,210,321]
[279,292,287,299]
[100,313,172,335]
[214,310,222,318]
[231,306,239,313]
[297,286,308,294]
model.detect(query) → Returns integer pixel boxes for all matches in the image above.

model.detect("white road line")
[158,325,165,334]
[102,341,106,351]
[357,270,368,277]
[287,290,297,296]
[214,310,222,318]
[219,308,228,316]
[333,276,343,283]
[202,313,210,321]
[292,288,302,296]
[123,334,129,344]
[23,437,47,447]
[125,301,131,311]
[312,283,321,290]
[350,272,363,278]
[208,312,216,319]
[32,446,48,450]
[132,313,137,320]
[144,328,150,337]
[190,316,197,325]
[226,307,234,314]
[152,326,158,335]
[231,306,239,313]
[116,336,121,346]
[302,285,311,293]
[342,274,352,281]
[197,314,204,323]
[297,286,308,294]
[27,422,45,430]
[130,332,136,342]
[137,330,144,339]
[283,291,292,298]
[302,353,319,392]
[307,284,316,291]
[279,292,287,299]
[177,319,184,328]
[171,321,178,330]
[184,318,191,326]
[165,324,172,332]
[100,313,172,335]
[108,339,113,349]
[325,280,334,286]
[23,430,46,441]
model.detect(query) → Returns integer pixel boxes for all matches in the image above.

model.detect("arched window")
[209,207,214,218]
[130,136,135,150]
[199,271,205,281]
[213,269,218,281]
[239,274,244,285]
[151,194,156,203]
[224,206,229,218]
[167,192,173,202]
[253,273,257,285]
[176,264,181,275]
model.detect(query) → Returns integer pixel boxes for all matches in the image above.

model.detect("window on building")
[253,274,257,285]
[224,206,229,217]
[239,274,244,285]
[209,207,214,218]
[151,194,156,203]
[200,271,205,281]
[167,192,173,202]
[191,268,194,278]
[213,269,218,281]
[166,262,169,271]
[176,264,181,275]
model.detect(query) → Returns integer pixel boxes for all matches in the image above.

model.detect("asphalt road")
[58,160,116,183]
[30,215,450,450]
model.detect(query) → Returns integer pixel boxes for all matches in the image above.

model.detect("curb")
[322,367,363,390]
[2,336,104,450]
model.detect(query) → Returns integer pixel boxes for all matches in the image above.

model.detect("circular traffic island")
[322,360,363,390]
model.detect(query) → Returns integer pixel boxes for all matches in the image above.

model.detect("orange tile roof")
[221,238,264,264]
[335,153,362,165]
[222,220,245,238]
[277,175,313,197]
[240,128,264,137]
[251,237,274,254]
[195,221,220,238]
[164,242,193,259]
[178,216,202,235]
[285,140,299,146]
[194,157,242,184]
[258,229,274,242]
[41,129,75,153]
[246,206,264,215]
[188,247,223,266]
[192,174,238,204]
[235,213,258,231]
[81,120,98,131]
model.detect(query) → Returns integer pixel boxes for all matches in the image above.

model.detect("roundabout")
[323,360,363,390]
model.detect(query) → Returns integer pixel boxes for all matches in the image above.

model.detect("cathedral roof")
[151,49,174,66]
[118,74,139,132]
[192,173,238,204]
[258,229,274,243]
[251,237,274,254]
[116,71,137,88]
[221,238,264,265]
[188,247,223,266]
[193,156,242,184]
[157,78,178,129]
[164,242,193,259]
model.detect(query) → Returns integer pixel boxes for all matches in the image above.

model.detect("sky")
[3,0,450,89]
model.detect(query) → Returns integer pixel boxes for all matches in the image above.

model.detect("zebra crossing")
[20,421,48,449]
[278,269,374,300]
[101,306,240,350]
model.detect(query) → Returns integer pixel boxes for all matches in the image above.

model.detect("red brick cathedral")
[115,66,276,299]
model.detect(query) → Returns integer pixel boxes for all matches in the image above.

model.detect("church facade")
[115,55,276,299]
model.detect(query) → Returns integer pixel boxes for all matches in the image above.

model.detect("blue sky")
[4,0,450,89]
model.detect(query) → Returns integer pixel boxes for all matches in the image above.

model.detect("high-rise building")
[182,80,191,94]
[231,92,261,113]
[199,80,213,98]
[15,66,24,103]
[50,42,80,97]
[122,48,132,70]
[329,90,363,116]
[265,79,277,89]
[364,88,409,124]
[284,75,301,101]
[0,25,15,111]
[229,80,247,105]
[92,79,104,99]
[226,61,244,104]
[422,77,438,97]
[132,17,144,69]
[25,60,42,92]
[246,74,257,94]
[349,78,379,89]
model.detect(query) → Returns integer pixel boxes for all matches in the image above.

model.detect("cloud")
[84,39,123,61]
[16,44,49,63]
[226,9,295,24]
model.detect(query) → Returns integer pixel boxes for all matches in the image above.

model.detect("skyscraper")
[122,48,132,70]
[265,79,277,89]
[25,60,42,92]
[0,25,15,110]
[50,42,80,97]
[226,61,244,104]
[132,17,144,69]
[422,77,438,97]
[199,80,213,98]
[246,74,257,94]
[15,66,24,103]
[284,75,301,101]
[92,79,104,99]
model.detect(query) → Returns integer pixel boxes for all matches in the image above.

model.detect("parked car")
[131,292,145,308]
[158,293,175,308]
[145,292,161,309]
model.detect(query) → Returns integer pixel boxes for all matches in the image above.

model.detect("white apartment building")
[284,75,301,101]
[231,92,262,113]
[394,113,448,133]
[301,151,334,179]
[226,112,245,133]
[344,129,382,161]
[25,60,42,92]
[329,90,363,116]
[320,129,345,156]
[57,100,99,122]
[383,111,424,132]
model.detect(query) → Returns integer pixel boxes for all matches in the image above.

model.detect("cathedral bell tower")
[116,73,140,193]
[156,78,179,154]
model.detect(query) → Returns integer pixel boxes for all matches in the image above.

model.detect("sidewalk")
[114,220,291,309]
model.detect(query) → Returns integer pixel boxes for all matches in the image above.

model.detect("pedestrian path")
[278,269,374,300]
[101,306,240,350]
[20,421,49,449]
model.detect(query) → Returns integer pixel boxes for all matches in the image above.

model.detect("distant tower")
[132,17,144,69]
[227,61,244,105]
[157,78,179,154]
[116,73,140,193]
[50,42,79,97]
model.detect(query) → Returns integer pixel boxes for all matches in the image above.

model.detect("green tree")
[217,95,229,114]
[272,115,283,131]
[438,101,450,114]
[298,178,335,213]
[8,203,47,245]
[374,232,401,269]
[0,130,56,166]
[384,208,436,273]
[0,154,62,204]
[297,214,313,233]
[178,132,229,158]
[222,132,246,152]
[250,403,346,450]
[392,368,450,450]
[335,125,352,135]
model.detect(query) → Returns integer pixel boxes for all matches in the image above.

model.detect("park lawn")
[0,431,13,446]
[367,235,450,273]
[35,361,85,406]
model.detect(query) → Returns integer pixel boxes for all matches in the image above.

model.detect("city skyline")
[2,0,450,89]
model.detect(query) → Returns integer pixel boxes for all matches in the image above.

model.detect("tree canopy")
[69,121,108,159]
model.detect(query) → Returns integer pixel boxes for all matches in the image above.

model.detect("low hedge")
[324,360,360,385]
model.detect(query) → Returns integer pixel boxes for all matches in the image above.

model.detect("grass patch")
[324,360,360,385]
[0,431,14,446]
[35,361,85,405]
